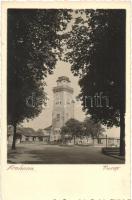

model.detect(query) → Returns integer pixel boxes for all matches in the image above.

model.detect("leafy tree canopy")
[83,117,105,138]
[61,118,83,137]
[8,9,72,126]
[64,9,125,128]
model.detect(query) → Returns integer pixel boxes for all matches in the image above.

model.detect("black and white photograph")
[7,8,126,164]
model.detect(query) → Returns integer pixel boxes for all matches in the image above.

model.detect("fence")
[92,136,120,147]
[73,136,120,147]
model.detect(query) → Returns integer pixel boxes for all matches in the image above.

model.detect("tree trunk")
[97,137,100,144]
[120,110,125,156]
[12,122,17,150]
[73,135,76,145]
[93,137,94,145]
[119,10,126,157]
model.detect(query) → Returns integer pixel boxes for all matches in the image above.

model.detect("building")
[50,76,75,141]
[7,126,50,144]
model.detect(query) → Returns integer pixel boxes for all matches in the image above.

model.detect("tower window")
[67,98,70,104]
[56,101,61,104]
[56,114,60,121]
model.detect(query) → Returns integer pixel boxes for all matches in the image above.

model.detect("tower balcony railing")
[53,85,73,94]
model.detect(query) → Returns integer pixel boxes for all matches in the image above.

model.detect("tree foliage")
[61,118,105,144]
[83,117,105,138]
[61,118,83,138]
[64,9,125,127]
[8,9,71,125]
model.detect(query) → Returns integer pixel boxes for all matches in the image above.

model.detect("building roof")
[57,76,70,83]
[44,125,52,131]
[7,126,44,137]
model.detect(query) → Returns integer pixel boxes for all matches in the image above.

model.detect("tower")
[51,76,74,141]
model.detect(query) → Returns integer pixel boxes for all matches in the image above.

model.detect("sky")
[23,60,120,138]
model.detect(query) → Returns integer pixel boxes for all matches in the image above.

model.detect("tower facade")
[51,76,74,141]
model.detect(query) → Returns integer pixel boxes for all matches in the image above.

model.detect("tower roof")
[53,76,73,94]
[57,76,71,83]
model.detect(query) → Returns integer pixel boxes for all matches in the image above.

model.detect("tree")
[64,10,126,156]
[8,9,72,149]
[83,117,105,143]
[61,126,71,143]
[61,118,83,144]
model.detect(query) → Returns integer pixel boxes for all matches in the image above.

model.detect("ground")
[7,143,124,164]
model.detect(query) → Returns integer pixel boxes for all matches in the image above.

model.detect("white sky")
[23,60,120,138]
